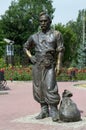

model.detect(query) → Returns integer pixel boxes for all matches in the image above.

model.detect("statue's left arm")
[55,31,65,75]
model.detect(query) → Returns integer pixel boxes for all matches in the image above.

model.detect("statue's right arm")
[24,48,32,58]
[23,37,36,64]
[23,36,33,58]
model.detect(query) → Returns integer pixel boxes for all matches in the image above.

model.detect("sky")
[0,0,86,25]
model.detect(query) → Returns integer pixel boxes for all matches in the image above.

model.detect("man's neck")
[42,27,50,34]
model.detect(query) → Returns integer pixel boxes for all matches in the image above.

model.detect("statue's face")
[39,15,50,31]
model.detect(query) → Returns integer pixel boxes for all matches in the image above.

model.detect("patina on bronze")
[23,12,64,122]
[59,90,81,122]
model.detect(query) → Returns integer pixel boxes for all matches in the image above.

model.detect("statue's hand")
[56,64,62,75]
[30,56,36,64]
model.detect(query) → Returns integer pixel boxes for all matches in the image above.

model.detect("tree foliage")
[0,2,86,67]
[64,9,86,67]
[55,23,77,66]
[77,9,86,68]
[0,20,6,58]
[0,0,55,45]
[77,42,86,68]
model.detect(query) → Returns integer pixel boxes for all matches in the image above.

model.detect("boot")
[50,105,59,122]
[36,103,49,119]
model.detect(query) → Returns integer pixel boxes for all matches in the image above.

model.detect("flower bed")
[4,65,32,81]
[57,67,86,81]
[0,66,86,81]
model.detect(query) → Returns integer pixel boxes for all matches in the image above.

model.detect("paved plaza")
[0,81,86,130]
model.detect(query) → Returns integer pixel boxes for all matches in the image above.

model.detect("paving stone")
[0,81,86,130]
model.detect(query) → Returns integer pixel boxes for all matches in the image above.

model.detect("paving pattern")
[0,81,86,130]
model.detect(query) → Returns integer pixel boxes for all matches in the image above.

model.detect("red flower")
[0,68,4,73]
[10,78,13,82]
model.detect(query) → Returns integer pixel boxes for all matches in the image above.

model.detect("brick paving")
[0,81,86,130]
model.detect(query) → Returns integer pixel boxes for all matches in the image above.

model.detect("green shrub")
[4,65,32,81]
[0,58,6,68]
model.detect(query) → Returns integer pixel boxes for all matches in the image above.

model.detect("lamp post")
[4,38,14,66]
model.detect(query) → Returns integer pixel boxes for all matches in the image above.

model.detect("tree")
[77,42,86,68]
[77,9,86,68]
[55,23,77,67]
[0,0,55,64]
[54,9,86,67]
[1,0,55,45]
[65,9,86,67]
[0,20,6,58]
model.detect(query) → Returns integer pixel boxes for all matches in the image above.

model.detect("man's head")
[39,12,52,32]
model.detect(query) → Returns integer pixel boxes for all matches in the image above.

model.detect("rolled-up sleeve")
[23,36,34,51]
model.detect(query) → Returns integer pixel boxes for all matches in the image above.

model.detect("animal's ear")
[62,89,73,97]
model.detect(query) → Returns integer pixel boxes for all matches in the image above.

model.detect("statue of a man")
[23,12,64,122]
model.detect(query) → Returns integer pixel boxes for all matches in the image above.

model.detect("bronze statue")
[23,12,64,122]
